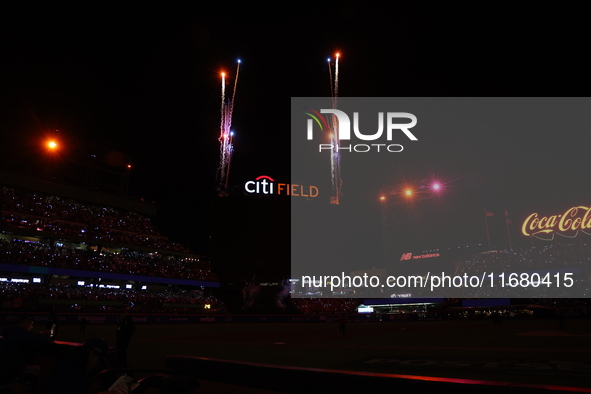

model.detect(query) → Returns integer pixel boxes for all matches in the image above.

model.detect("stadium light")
[381,175,448,206]
[46,140,59,151]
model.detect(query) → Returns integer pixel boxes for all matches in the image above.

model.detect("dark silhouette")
[79,316,87,333]
[0,365,40,394]
[46,309,58,338]
[338,313,347,336]
[558,310,566,331]
[116,312,136,367]
[492,312,502,325]
[0,316,53,385]
[44,337,111,393]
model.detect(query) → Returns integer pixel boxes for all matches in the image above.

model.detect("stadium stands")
[0,181,222,315]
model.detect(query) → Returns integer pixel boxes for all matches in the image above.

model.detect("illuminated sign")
[244,175,319,197]
[522,206,591,237]
[358,305,374,313]
[399,252,440,261]
[245,175,275,194]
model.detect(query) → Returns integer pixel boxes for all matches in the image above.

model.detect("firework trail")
[328,53,342,205]
[217,60,241,196]
[333,53,339,109]
[327,58,334,99]
[230,60,240,113]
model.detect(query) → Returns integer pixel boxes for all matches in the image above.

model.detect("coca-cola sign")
[522,206,591,237]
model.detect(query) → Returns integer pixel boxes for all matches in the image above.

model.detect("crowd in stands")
[0,282,224,314]
[0,281,363,315]
[518,297,590,309]
[3,181,591,314]
[289,298,361,314]
[368,242,591,299]
[1,186,190,252]
[0,238,217,282]
[456,242,590,275]
[288,296,589,314]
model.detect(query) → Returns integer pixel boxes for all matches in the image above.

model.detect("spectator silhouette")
[0,316,53,386]
[558,310,566,331]
[116,312,136,367]
[79,316,87,334]
[45,337,112,394]
[0,365,40,394]
[338,313,347,336]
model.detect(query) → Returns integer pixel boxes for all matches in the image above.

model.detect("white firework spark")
[217,60,241,196]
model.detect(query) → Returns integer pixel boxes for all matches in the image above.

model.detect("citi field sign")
[522,206,591,237]
[244,175,319,198]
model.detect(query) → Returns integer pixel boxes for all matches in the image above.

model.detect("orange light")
[405,189,413,196]
[47,141,58,150]
[380,196,386,201]
[126,164,132,169]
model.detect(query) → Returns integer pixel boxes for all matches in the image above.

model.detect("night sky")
[1,5,590,281]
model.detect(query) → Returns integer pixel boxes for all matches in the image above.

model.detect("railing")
[166,355,591,394]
